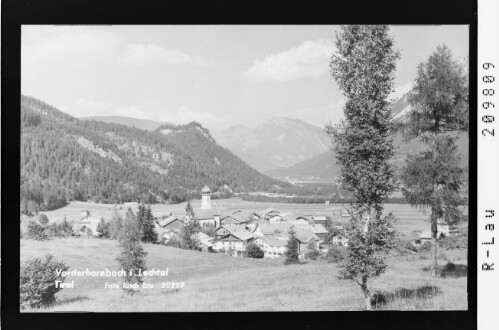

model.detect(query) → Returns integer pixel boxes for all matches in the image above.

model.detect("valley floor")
[20,238,468,312]
[22,199,468,238]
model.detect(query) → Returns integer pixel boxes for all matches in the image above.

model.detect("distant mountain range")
[262,92,469,181]
[74,90,469,183]
[21,95,285,211]
[211,118,331,172]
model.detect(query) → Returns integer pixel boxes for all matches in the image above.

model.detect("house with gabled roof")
[160,217,184,232]
[292,218,310,226]
[244,221,259,233]
[193,208,221,228]
[212,230,255,257]
[260,236,287,258]
[294,230,320,256]
[193,232,214,252]
[303,223,329,239]
[72,215,101,237]
[311,215,328,226]
[220,209,256,223]
[159,215,184,228]
[155,216,185,244]
[260,208,280,220]
[159,228,181,243]
[219,211,253,226]
[213,223,247,239]
[331,231,349,247]
[297,215,313,221]
[268,214,284,224]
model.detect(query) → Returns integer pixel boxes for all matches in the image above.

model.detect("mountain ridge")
[80,116,168,131]
[21,95,286,211]
[212,116,331,172]
[263,92,469,181]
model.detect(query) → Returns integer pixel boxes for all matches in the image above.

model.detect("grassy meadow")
[20,237,468,312]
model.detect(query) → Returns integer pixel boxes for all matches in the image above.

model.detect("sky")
[21,25,469,132]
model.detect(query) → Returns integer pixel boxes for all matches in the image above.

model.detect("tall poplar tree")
[400,45,468,277]
[326,25,400,310]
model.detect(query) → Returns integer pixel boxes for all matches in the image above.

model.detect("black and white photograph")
[17,24,470,313]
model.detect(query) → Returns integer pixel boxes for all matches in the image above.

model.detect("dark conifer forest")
[20,95,286,212]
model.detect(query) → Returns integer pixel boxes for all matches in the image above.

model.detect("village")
[70,185,459,259]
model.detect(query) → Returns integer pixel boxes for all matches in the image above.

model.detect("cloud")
[22,26,122,68]
[22,27,215,70]
[244,39,333,82]
[159,106,234,130]
[120,43,215,66]
[74,99,148,118]
[112,105,149,119]
[72,99,232,130]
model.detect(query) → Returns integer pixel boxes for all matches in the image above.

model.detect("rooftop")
[262,236,288,247]
[194,208,221,220]
[201,185,211,194]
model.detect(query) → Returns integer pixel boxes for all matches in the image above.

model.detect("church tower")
[201,185,211,210]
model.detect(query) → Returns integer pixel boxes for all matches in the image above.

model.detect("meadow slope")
[20,238,468,312]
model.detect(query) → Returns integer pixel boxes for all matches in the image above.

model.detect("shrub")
[38,213,49,225]
[20,254,70,309]
[420,241,432,252]
[164,236,182,248]
[304,240,320,260]
[371,292,387,308]
[245,243,264,258]
[284,226,300,265]
[97,218,110,239]
[24,220,48,240]
[200,223,217,237]
[44,223,60,237]
[85,227,93,237]
[326,245,347,263]
[443,262,456,272]
[405,241,419,253]
[57,218,73,237]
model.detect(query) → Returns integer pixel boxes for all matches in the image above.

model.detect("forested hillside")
[20,96,285,212]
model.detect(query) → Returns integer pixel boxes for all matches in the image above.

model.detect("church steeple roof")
[201,185,211,194]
